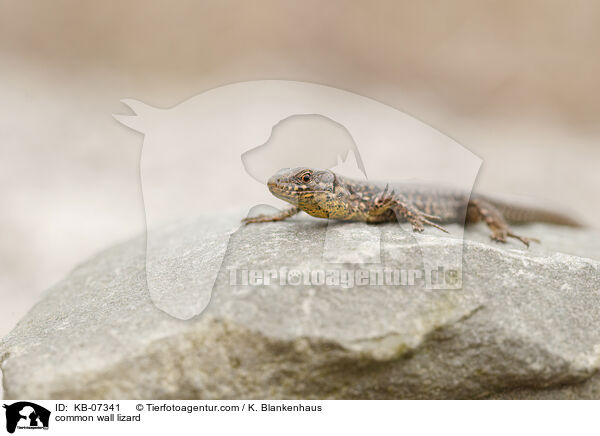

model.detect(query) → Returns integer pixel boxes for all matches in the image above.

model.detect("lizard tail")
[491,200,584,227]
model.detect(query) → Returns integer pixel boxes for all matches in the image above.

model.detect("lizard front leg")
[368,185,449,233]
[467,199,538,246]
[242,206,300,224]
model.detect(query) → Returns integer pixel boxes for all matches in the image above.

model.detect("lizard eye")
[298,172,312,183]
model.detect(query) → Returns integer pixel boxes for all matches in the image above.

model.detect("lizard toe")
[507,231,539,247]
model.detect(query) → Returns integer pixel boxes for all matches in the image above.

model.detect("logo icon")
[3,402,50,434]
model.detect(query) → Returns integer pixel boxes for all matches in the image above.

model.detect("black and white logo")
[3,402,50,433]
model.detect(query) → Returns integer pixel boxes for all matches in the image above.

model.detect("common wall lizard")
[243,167,581,246]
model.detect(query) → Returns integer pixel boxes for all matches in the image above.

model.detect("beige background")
[1,0,599,337]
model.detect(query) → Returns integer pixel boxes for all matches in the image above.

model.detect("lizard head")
[267,167,345,218]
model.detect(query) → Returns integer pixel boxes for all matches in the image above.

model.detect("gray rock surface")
[1,212,600,399]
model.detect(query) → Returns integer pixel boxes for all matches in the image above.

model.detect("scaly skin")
[243,167,582,246]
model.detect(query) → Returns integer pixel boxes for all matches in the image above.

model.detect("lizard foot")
[507,231,539,247]
[242,206,301,225]
[490,228,539,247]
[242,215,277,225]
[468,199,539,248]
[408,212,449,234]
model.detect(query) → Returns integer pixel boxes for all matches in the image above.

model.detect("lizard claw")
[241,215,266,225]
[374,184,396,206]
[490,229,539,247]
[420,212,442,222]
[422,218,449,233]
[507,231,539,247]
[241,206,301,225]
[408,211,449,233]
[411,222,425,232]
[242,214,279,225]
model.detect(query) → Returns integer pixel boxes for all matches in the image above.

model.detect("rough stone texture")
[1,212,600,399]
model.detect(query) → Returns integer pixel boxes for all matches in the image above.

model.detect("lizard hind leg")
[467,199,538,247]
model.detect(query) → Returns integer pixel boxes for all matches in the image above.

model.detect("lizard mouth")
[267,181,325,203]
[267,173,331,206]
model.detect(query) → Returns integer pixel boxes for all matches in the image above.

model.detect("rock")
[1,211,600,399]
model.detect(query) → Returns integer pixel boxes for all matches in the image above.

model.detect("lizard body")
[243,167,581,246]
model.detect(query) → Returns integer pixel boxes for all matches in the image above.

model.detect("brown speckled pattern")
[244,167,581,247]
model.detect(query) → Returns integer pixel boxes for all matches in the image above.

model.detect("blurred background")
[1,0,599,337]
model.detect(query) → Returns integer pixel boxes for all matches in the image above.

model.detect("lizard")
[242,167,582,246]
